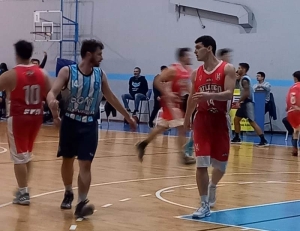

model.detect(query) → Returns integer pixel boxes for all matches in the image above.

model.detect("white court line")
[140,194,151,197]
[0,147,7,154]
[0,174,194,209]
[185,187,197,190]
[163,190,174,193]
[119,198,131,202]
[102,204,112,208]
[69,225,77,230]
[238,182,253,185]
[176,216,268,231]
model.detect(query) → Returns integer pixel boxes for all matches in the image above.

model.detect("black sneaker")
[148,121,154,128]
[136,141,148,162]
[61,191,74,209]
[74,199,95,218]
[231,137,241,144]
[256,140,269,147]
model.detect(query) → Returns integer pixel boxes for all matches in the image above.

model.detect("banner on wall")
[230,89,254,132]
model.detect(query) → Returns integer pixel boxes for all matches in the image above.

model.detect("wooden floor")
[0,122,299,231]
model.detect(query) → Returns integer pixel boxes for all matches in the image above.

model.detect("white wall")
[2,0,299,131]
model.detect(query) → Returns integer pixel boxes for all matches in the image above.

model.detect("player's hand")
[53,117,61,128]
[126,117,137,131]
[183,117,191,131]
[48,99,59,111]
[192,92,213,101]
[157,96,161,101]
[44,51,47,56]
[235,102,240,108]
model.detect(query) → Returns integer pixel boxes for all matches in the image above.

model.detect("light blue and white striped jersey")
[62,64,102,123]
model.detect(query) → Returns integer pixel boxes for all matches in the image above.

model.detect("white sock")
[209,182,217,188]
[78,194,87,203]
[19,187,28,194]
[65,185,73,193]
[201,195,208,203]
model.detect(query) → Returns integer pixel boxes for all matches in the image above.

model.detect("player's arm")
[238,78,250,103]
[101,71,131,121]
[209,64,236,101]
[184,70,197,123]
[0,70,16,92]
[153,67,176,95]
[46,66,69,119]
[42,69,53,95]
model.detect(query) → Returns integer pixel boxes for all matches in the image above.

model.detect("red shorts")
[193,112,230,170]
[287,111,300,129]
[157,106,184,128]
[7,116,42,164]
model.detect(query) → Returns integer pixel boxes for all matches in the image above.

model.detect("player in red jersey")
[136,48,196,165]
[286,71,300,156]
[0,40,51,205]
[184,36,235,218]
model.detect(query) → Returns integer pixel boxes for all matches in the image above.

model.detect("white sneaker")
[192,202,211,219]
[208,184,216,207]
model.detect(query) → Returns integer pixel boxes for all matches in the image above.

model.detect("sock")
[259,134,266,142]
[19,187,28,194]
[292,139,298,148]
[201,195,208,203]
[234,132,240,138]
[78,193,87,203]
[65,185,73,193]
[209,182,216,188]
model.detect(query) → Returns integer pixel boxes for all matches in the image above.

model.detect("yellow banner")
[230,89,254,132]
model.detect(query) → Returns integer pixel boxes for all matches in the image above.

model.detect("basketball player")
[136,48,196,165]
[183,36,236,218]
[184,48,234,157]
[0,40,51,205]
[47,39,136,218]
[286,71,300,156]
[231,63,268,146]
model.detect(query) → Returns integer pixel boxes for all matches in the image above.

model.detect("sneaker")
[13,191,30,205]
[148,121,154,128]
[61,191,74,209]
[208,184,216,208]
[184,139,194,157]
[192,202,211,219]
[133,110,138,116]
[231,137,241,144]
[183,154,196,165]
[136,141,148,162]
[74,199,95,218]
[256,140,269,147]
[292,147,298,156]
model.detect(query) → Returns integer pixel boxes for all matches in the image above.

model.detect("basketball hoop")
[30,31,52,41]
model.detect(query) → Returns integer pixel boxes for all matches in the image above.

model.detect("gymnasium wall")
[1,0,299,131]
[89,0,299,131]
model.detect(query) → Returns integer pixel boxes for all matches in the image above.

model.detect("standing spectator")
[31,51,47,68]
[148,65,167,128]
[253,71,271,108]
[121,67,148,116]
[217,48,232,63]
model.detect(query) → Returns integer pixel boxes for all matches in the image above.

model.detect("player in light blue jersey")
[47,39,136,218]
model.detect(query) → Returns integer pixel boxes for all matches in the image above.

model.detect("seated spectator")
[253,71,271,107]
[122,67,148,116]
[31,51,47,68]
[0,63,8,74]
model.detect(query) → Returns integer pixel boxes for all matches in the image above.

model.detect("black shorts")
[57,116,98,161]
[235,101,255,122]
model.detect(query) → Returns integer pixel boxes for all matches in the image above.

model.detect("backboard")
[32,10,62,42]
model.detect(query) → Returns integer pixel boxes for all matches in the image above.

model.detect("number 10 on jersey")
[23,85,40,105]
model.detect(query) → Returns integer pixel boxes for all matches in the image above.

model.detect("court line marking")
[119,198,131,202]
[0,147,7,154]
[156,183,300,212]
[140,194,151,197]
[102,204,112,208]
[0,174,194,209]
[69,225,77,230]
[176,216,268,231]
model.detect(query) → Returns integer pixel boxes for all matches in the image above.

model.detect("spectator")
[31,51,47,68]
[253,71,271,104]
[235,71,241,89]
[0,63,8,118]
[121,67,148,116]
[148,65,167,128]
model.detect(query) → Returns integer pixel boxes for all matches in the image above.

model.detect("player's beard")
[90,56,100,67]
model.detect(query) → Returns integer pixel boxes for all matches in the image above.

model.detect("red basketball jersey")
[194,61,230,114]
[10,64,46,117]
[286,82,300,113]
